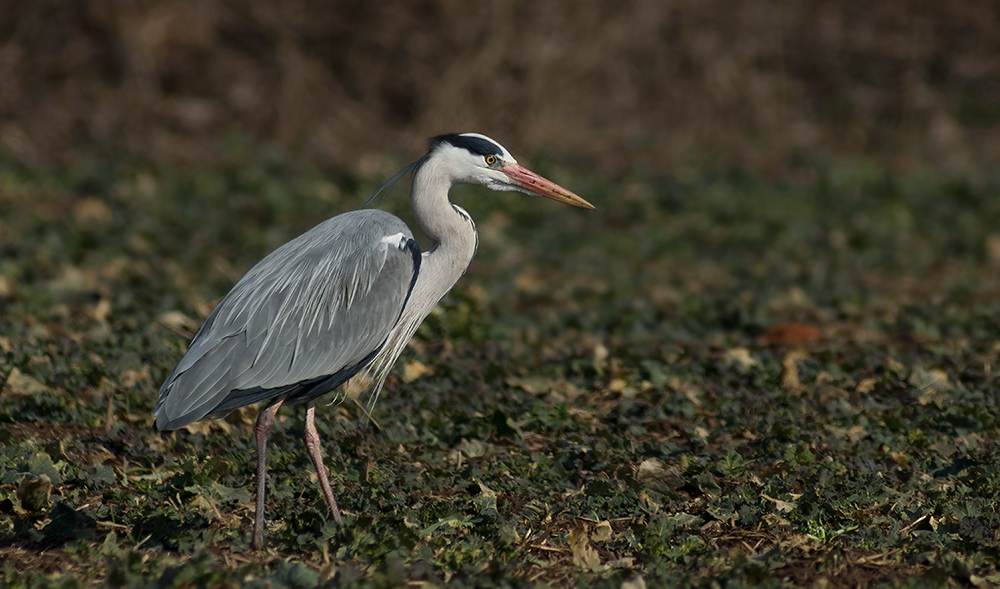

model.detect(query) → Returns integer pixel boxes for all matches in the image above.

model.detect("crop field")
[2,148,999,587]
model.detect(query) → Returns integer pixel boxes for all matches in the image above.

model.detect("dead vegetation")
[1,0,999,174]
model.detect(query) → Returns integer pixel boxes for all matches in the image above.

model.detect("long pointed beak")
[501,162,596,210]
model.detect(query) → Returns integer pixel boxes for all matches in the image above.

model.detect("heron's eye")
[485,155,498,166]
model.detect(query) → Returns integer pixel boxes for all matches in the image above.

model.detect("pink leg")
[304,401,344,524]
[252,395,286,550]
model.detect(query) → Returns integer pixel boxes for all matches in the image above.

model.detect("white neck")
[364,156,479,396]
[406,156,479,323]
[410,154,478,280]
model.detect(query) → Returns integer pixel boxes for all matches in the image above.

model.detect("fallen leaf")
[591,520,613,542]
[763,494,798,513]
[621,575,647,589]
[781,348,810,391]
[910,367,951,408]
[723,348,758,371]
[455,438,490,459]
[402,360,432,383]
[505,376,552,395]
[886,357,906,376]
[119,367,151,389]
[636,458,683,493]
[514,270,545,294]
[825,425,868,444]
[91,298,112,323]
[608,378,627,393]
[569,525,603,572]
[182,419,233,435]
[345,371,375,398]
[17,474,52,513]
[49,265,100,294]
[592,343,609,374]
[5,368,49,395]
[761,323,822,345]
[856,378,877,393]
[73,197,113,228]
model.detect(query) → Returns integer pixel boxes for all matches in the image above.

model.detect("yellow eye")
[485,155,498,166]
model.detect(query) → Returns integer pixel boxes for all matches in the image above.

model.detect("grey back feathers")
[154,209,420,430]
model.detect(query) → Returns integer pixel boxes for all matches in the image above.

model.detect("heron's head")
[427,133,595,209]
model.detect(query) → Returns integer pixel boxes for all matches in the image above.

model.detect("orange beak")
[500,162,596,210]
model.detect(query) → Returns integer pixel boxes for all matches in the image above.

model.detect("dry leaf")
[91,298,112,323]
[763,494,798,513]
[825,425,868,444]
[636,458,683,494]
[886,357,905,376]
[182,419,233,435]
[591,520,613,542]
[762,323,822,346]
[119,367,151,389]
[911,367,951,408]
[345,371,375,398]
[723,348,758,371]
[402,360,432,383]
[505,376,551,395]
[856,378,877,393]
[73,197,113,228]
[592,343,609,373]
[569,525,603,572]
[17,474,53,512]
[50,265,99,294]
[5,368,49,395]
[781,348,810,391]
[621,576,647,589]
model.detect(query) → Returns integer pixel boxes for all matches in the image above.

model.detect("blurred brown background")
[2,0,998,176]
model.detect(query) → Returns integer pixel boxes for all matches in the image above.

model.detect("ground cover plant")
[1,150,999,587]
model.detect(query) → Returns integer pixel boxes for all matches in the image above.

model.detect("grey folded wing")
[154,209,420,430]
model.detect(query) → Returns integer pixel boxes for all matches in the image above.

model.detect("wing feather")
[154,209,419,430]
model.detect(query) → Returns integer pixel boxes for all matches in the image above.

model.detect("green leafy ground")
[1,151,999,587]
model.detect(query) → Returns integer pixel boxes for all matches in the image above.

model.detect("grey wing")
[154,209,420,431]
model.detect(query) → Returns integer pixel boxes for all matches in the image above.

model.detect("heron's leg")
[304,401,344,524]
[252,394,287,550]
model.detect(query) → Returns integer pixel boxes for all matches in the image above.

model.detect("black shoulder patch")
[430,134,502,157]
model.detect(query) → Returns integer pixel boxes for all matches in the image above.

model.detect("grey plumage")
[154,210,419,430]
[153,133,595,549]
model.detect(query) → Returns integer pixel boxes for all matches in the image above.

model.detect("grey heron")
[153,133,594,549]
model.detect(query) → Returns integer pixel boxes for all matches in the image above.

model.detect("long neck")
[411,158,471,247]
[407,157,479,316]
[361,158,480,406]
